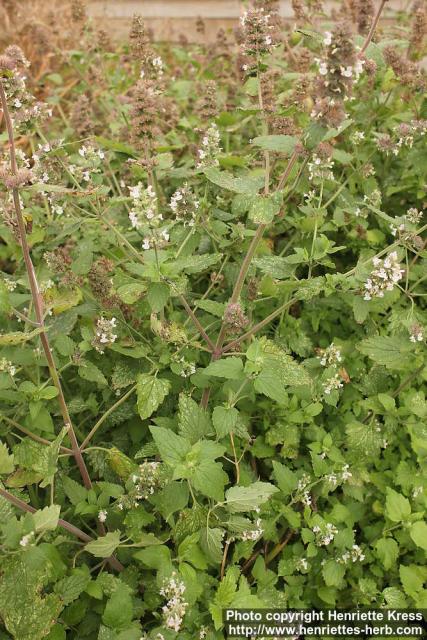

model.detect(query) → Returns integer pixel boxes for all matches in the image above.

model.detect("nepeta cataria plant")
[0,0,426,638]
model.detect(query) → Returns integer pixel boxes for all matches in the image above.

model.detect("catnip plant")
[0,0,426,638]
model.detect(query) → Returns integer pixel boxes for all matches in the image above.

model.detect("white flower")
[323,374,343,395]
[318,62,328,76]
[340,65,353,78]
[98,510,107,522]
[241,518,264,541]
[160,573,188,632]
[323,31,332,46]
[363,251,404,300]
[196,123,222,168]
[0,358,17,376]
[319,343,342,367]
[20,532,34,547]
[92,317,118,353]
[341,464,352,481]
[406,207,423,224]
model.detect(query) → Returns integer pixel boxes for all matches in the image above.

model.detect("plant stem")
[1,414,73,454]
[0,487,124,571]
[80,384,137,450]
[359,0,388,56]
[0,82,93,493]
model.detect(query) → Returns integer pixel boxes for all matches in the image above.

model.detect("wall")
[86,0,411,42]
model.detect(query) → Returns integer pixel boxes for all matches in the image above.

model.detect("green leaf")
[33,504,60,532]
[382,587,407,608]
[272,461,298,496]
[322,560,346,587]
[178,394,212,443]
[375,538,399,570]
[204,357,244,380]
[192,460,228,501]
[385,488,411,522]
[136,374,171,420]
[399,565,424,597]
[78,360,107,386]
[225,482,279,512]
[358,336,413,369]
[0,555,63,640]
[54,568,91,605]
[251,135,298,155]
[0,327,44,345]
[169,253,222,274]
[248,193,282,224]
[0,442,14,474]
[147,282,170,312]
[252,255,295,279]
[62,476,87,505]
[212,406,239,438]
[410,522,427,551]
[85,531,121,558]
[149,426,190,466]
[102,587,133,630]
[204,167,264,194]
[195,299,226,317]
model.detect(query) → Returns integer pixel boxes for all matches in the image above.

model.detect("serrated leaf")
[400,565,424,597]
[178,394,212,443]
[169,253,222,274]
[204,167,263,194]
[149,425,190,466]
[102,587,133,630]
[212,406,239,438]
[385,488,411,522]
[0,442,14,474]
[195,299,226,317]
[54,568,90,605]
[85,531,121,558]
[410,522,427,551]
[33,504,60,532]
[192,460,228,501]
[252,134,298,154]
[322,560,346,587]
[0,555,63,640]
[375,538,399,570]
[78,360,107,386]
[358,335,412,369]
[147,282,170,312]
[248,193,282,224]
[272,461,298,496]
[136,374,171,420]
[204,357,244,380]
[253,255,295,279]
[225,482,279,512]
[0,327,44,345]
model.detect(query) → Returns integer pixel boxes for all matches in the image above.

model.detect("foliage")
[0,1,426,638]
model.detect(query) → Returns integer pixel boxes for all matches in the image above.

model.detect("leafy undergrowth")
[0,1,426,638]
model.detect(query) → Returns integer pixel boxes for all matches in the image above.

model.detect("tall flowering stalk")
[0,48,122,571]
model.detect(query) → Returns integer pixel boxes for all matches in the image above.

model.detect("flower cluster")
[313,522,338,546]
[311,23,362,126]
[128,183,169,249]
[68,144,104,184]
[241,518,264,542]
[337,544,365,564]
[196,123,222,168]
[92,317,118,353]
[239,7,276,75]
[128,183,158,229]
[323,373,344,395]
[409,323,424,343]
[169,183,200,226]
[363,252,404,301]
[0,358,16,377]
[132,461,165,500]
[307,153,334,182]
[160,572,188,632]
[318,343,342,367]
